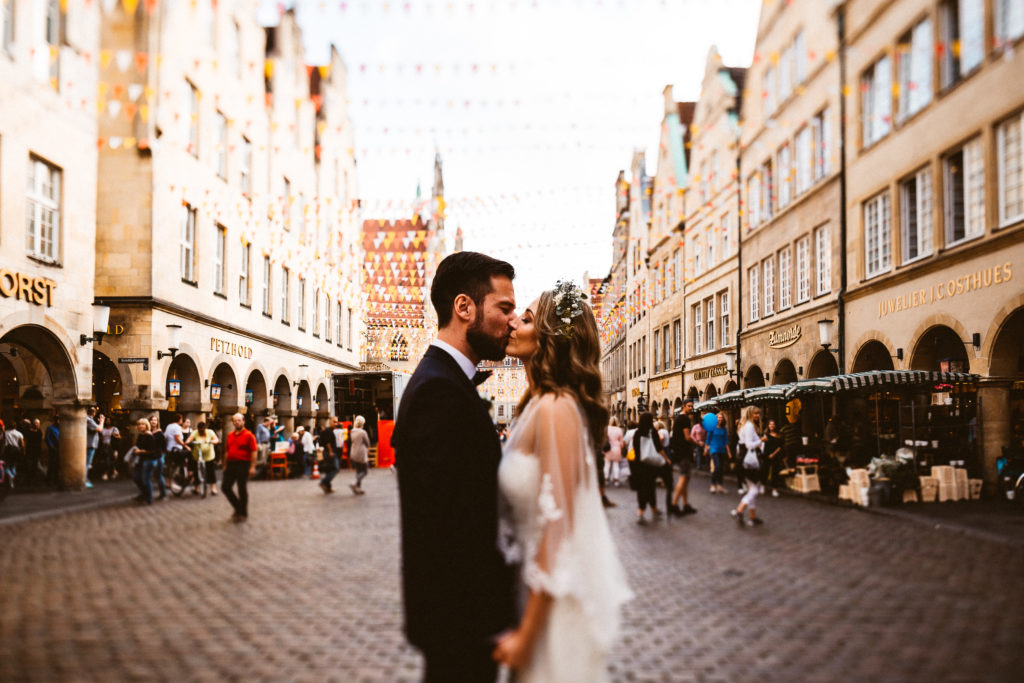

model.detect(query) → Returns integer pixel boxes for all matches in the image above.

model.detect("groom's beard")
[467,310,509,362]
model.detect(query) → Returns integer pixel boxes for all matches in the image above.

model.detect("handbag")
[639,436,666,467]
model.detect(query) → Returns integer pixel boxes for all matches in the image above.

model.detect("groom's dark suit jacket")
[393,345,516,651]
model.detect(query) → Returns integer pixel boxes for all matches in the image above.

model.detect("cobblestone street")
[2,472,1023,682]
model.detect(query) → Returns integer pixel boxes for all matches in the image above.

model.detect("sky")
[260,0,761,306]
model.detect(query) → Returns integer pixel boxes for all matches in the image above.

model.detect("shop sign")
[660,379,670,391]
[106,324,126,336]
[211,384,222,400]
[245,389,254,405]
[631,387,641,397]
[168,379,181,397]
[768,324,802,349]
[210,337,254,359]
[119,356,149,371]
[0,270,57,307]
[877,261,1013,319]
[692,364,728,380]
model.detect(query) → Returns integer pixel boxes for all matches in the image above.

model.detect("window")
[187,81,199,157]
[778,144,792,208]
[673,319,681,368]
[862,55,892,146]
[998,112,1024,225]
[719,291,730,349]
[705,225,715,268]
[641,335,646,374]
[865,192,892,277]
[747,174,761,228]
[763,66,776,117]
[239,243,251,305]
[653,330,660,372]
[941,0,984,88]
[215,111,228,179]
[312,289,320,336]
[335,302,343,346]
[283,177,291,231]
[692,236,702,276]
[2,0,13,53]
[763,257,775,316]
[261,255,271,315]
[706,298,716,352]
[996,0,1024,45]
[346,308,353,349]
[280,267,290,323]
[901,168,935,262]
[796,125,812,195]
[897,19,933,123]
[180,203,196,282]
[26,157,61,262]
[699,160,709,203]
[694,304,703,354]
[711,151,720,194]
[324,294,331,341]
[42,0,61,87]
[720,213,731,258]
[815,225,831,295]
[214,225,226,295]
[796,236,810,302]
[779,43,793,102]
[297,277,306,330]
[812,109,831,180]
[673,249,681,290]
[240,136,252,195]
[759,160,774,222]
[944,137,985,244]
[748,265,759,322]
[666,256,675,293]
[778,248,792,310]
[661,325,669,371]
[794,30,807,84]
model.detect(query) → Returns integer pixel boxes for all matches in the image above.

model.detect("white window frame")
[815,225,831,295]
[280,267,290,323]
[796,236,810,303]
[261,255,271,315]
[747,174,761,228]
[323,294,331,341]
[673,319,682,368]
[763,66,776,117]
[749,265,760,323]
[215,111,228,179]
[796,125,812,195]
[900,168,935,263]
[662,324,670,371]
[694,304,703,355]
[719,291,730,349]
[2,0,14,53]
[862,55,892,147]
[187,80,199,157]
[214,224,226,295]
[297,277,306,330]
[897,18,933,123]
[312,289,320,336]
[180,203,196,283]
[706,298,716,352]
[779,248,792,310]
[653,329,661,372]
[778,143,792,208]
[346,308,353,349]
[996,0,1024,45]
[997,111,1024,226]
[812,109,831,181]
[943,136,985,245]
[794,30,807,84]
[240,136,252,195]
[759,161,774,223]
[26,157,61,263]
[865,192,893,278]
[335,301,343,346]
[763,257,775,316]
[705,225,715,269]
[779,43,793,102]
[239,243,251,305]
[941,0,985,88]
[720,213,731,258]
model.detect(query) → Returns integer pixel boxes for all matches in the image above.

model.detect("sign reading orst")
[0,270,56,307]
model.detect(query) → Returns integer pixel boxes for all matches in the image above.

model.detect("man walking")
[223,413,257,522]
[85,407,104,488]
[669,398,699,516]
[318,416,339,494]
[392,251,518,683]
[164,413,187,493]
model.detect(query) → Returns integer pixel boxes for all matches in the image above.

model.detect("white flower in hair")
[552,280,587,338]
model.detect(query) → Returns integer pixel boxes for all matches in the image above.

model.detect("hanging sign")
[211,384,222,400]
[168,379,181,397]
[119,357,150,371]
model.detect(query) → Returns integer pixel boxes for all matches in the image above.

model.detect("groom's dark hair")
[431,251,515,328]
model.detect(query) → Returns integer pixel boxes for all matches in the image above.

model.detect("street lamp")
[156,324,183,360]
[725,351,738,378]
[294,363,308,387]
[817,319,838,354]
[79,303,111,346]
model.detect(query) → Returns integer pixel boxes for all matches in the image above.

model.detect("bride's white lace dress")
[498,393,632,682]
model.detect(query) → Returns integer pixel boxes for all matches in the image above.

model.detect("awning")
[784,370,979,398]
[741,384,790,402]
[696,388,746,411]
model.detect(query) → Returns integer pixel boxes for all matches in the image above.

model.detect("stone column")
[276,409,295,435]
[56,403,87,490]
[979,384,1010,494]
[220,407,239,444]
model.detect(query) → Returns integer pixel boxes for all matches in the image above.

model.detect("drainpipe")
[735,131,743,388]
[837,3,849,373]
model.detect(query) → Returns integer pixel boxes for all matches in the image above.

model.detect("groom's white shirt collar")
[430,339,477,382]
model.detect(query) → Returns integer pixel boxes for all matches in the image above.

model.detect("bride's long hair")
[516,289,609,449]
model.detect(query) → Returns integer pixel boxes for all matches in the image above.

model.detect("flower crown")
[552,280,587,337]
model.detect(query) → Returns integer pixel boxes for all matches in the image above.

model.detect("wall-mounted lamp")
[2,347,17,358]
[764,372,771,383]
[725,351,738,379]
[798,365,804,376]
[818,319,839,355]
[963,333,981,349]
[80,304,111,346]
[894,348,904,361]
[156,324,183,360]
[294,363,308,387]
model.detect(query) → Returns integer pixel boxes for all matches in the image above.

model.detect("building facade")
[841,0,1024,485]
[0,0,102,488]
[94,4,363,444]
[681,48,746,404]
[739,0,843,392]
[599,171,629,424]
[624,150,652,423]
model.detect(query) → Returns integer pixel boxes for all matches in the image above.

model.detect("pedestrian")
[690,409,706,471]
[318,417,340,494]
[45,415,60,487]
[706,412,732,493]
[255,416,272,474]
[604,416,625,486]
[185,421,220,495]
[348,415,371,495]
[763,419,784,497]
[85,407,104,488]
[632,411,669,524]
[732,406,766,527]
[163,414,187,495]
[287,432,303,477]
[181,418,193,449]
[669,400,699,516]
[3,420,25,483]
[24,418,43,486]
[98,417,120,481]
[299,426,316,476]
[132,419,160,504]
[222,412,257,522]
[148,415,168,500]
[653,419,674,514]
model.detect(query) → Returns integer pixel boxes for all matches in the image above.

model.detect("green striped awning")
[742,384,790,402]
[784,370,979,398]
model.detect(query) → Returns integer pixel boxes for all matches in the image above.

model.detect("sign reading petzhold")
[210,337,254,359]
[0,270,57,307]
[768,324,802,349]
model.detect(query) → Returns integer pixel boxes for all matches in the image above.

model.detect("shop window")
[763,257,775,316]
[778,248,792,310]
[997,111,1024,226]
[862,55,892,147]
[748,265,759,323]
[719,291,730,349]
[995,0,1024,47]
[796,235,810,302]
[26,156,61,263]
[815,225,831,295]
[943,136,985,245]
[778,143,792,209]
[180,202,196,283]
[940,0,984,89]
[864,192,892,278]
[896,18,933,123]
[900,168,935,262]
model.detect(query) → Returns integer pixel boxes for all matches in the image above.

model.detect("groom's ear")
[452,293,475,324]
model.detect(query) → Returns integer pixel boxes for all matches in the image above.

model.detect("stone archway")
[773,358,798,384]
[724,380,739,393]
[166,354,202,416]
[705,384,719,399]
[210,362,239,417]
[687,385,699,399]
[315,382,330,422]
[92,351,123,415]
[273,373,294,432]
[852,340,896,373]
[673,397,683,413]
[245,369,269,418]
[296,380,313,429]
[990,307,1024,377]
[807,350,839,379]
[911,324,970,372]
[744,365,765,388]
[660,398,670,419]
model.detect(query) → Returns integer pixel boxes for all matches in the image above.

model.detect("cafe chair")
[268,451,289,480]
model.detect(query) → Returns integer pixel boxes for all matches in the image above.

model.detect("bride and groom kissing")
[393,252,631,682]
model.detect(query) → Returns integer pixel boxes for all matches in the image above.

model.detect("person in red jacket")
[223,413,257,522]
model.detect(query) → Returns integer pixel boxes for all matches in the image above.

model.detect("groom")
[393,251,519,682]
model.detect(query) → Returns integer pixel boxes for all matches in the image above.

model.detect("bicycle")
[167,449,207,499]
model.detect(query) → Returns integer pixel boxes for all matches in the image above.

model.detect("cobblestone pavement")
[2,471,1023,682]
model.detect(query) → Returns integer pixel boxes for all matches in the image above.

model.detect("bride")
[492,281,632,681]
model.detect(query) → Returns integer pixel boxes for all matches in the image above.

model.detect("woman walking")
[186,422,220,495]
[732,406,766,527]
[604,416,624,486]
[763,419,784,497]
[630,412,669,524]
[348,415,371,494]
[706,413,732,493]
